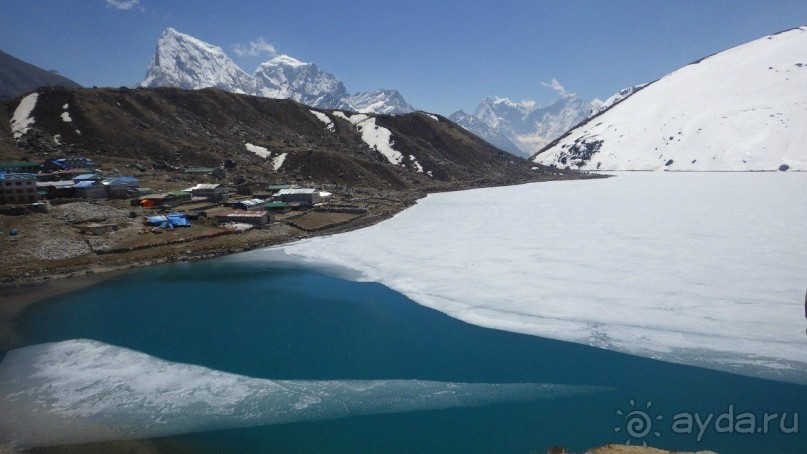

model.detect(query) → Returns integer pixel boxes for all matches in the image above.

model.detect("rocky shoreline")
[0,173,605,332]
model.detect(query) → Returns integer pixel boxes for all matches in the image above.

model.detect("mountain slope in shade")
[533,27,807,171]
[140,29,415,115]
[0,50,81,100]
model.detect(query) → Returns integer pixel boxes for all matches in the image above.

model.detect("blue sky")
[1,0,806,115]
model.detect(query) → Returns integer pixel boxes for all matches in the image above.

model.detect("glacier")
[262,172,807,384]
[0,339,604,448]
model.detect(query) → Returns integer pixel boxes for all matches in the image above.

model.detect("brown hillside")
[1,86,566,190]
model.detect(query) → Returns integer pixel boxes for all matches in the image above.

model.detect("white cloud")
[541,78,574,98]
[105,0,143,11]
[232,37,277,57]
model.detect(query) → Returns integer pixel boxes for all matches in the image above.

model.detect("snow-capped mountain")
[448,110,524,157]
[140,28,414,114]
[341,89,415,114]
[253,55,347,109]
[533,27,807,171]
[450,94,596,157]
[141,28,255,94]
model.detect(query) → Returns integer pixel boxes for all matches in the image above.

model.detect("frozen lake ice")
[273,172,807,383]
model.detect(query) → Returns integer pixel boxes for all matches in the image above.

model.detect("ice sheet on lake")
[269,173,807,384]
[0,339,602,448]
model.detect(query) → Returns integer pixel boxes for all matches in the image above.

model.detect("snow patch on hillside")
[245,143,271,158]
[409,155,424,173]
[309,109,334,132]
[333,112,403,165]
[272,153,287,171]
[11,92,39,139]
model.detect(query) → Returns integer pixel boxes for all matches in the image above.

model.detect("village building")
[36,180,75,199]
[104,177,140,199]
[190,183,229,202]
[273,188,321,207]
[263,201,291,213]
[73,173,101,183]
[0,173,38,204]
[230,198,267,211]
[73,181,108,199]
[265,184,292,195]
[183,167,215,175]
[42,158,95,172]
[138,192,184,208]
[37,169,90,182]
[0,162,41,174]
[215,210,272,227]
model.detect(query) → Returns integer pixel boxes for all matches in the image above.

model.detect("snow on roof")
[219,210,267,217]
[190,183,221,190]
[276,188,317,195]
[11,92,39,140]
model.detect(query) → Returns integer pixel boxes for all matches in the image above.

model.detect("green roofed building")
[183,167,215,174]
[0,162,40,174]
[265,184,292,193]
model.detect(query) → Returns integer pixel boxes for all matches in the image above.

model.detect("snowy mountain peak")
[342,89,415,114]
[264,54,307,68]
[140,28,255,94]
[460,92,593,156]
[534,27,807,171]
[253,54,347,109]
[139,28,415,114]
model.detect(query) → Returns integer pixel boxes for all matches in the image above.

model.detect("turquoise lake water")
[5,258,806,453]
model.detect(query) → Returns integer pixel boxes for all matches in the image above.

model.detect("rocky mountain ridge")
[140,28,415,115]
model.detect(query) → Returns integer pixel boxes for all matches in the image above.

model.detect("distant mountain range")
[533,26,807,171]
[140,28,415,115]
[140,28,601,158]
[0,50,81,101]
[450,95,601,158]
